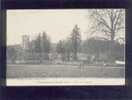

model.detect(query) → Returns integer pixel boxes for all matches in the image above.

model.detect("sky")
[7,9,125,45]
[7,9,90,45]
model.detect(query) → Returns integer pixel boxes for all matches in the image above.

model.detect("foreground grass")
[7,64,125,78]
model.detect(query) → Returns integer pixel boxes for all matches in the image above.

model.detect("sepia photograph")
[6,9,125,86]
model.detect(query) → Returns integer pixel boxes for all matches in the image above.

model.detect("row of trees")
[7,36,125,64]
[55,9,125,62]
[7,9,125,64]
[24,25,81,62]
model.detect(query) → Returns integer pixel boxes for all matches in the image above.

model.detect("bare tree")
[90,9,125,41]
[89,9,125,62]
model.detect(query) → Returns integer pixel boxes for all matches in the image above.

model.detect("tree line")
[7,24,124,64]
[22,25,81,62]
[7,9,125,64]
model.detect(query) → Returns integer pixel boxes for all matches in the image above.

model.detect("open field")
[7,64,125,78]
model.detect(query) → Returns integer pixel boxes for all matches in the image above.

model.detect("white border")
[7,78,125,86]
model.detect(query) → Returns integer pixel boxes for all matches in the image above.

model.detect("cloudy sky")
[7,9,91,45]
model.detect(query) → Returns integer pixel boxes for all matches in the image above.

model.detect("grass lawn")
[7,64,125,78]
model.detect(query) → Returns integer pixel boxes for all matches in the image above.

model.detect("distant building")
[22,35,30,50]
